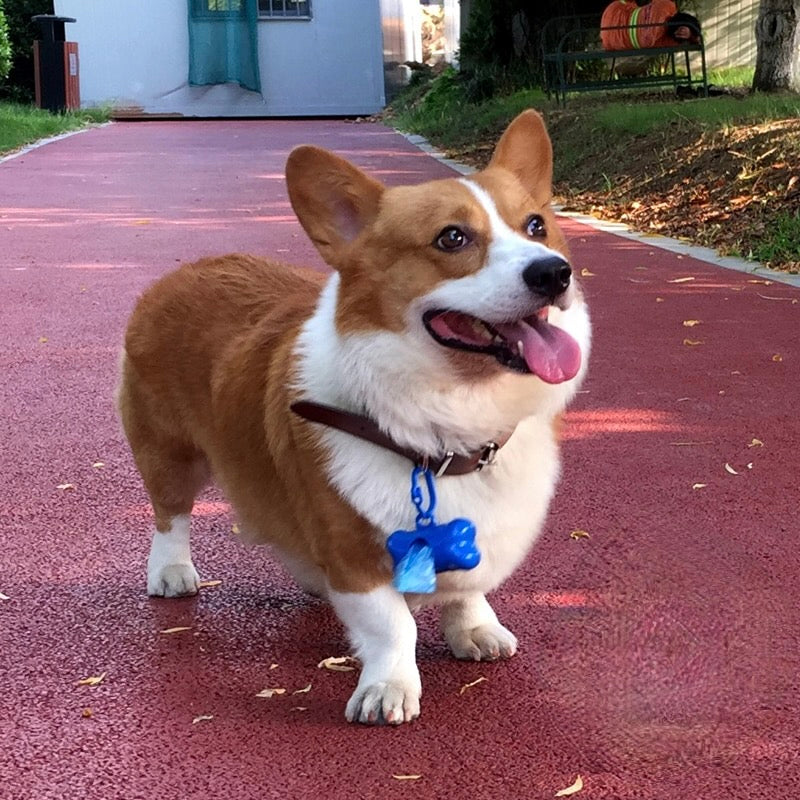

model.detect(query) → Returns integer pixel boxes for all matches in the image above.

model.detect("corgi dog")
[117,110,591,725]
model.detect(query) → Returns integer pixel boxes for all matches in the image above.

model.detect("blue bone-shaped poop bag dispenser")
[387,466,481,594]
[387,518,480,594]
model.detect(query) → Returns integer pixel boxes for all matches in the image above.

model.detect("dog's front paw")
[345,680,421,726]
[446,622,518,661]
[147,563,200,597]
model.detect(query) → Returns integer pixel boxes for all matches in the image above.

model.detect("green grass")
[389,68,798,147]
[707,65,754,87]
[748,211,800,272]
[589,93,800,136]
[388,68,548,150]
[388,69,799,272]
[0,102,110,155]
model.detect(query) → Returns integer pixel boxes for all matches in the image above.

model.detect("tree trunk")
[752,0,800,92]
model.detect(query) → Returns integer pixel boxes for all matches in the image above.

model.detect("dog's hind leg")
[141,450,210,598]
[440,593,518,661]
[117,357,211,597]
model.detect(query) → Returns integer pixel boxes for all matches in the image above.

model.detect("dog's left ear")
[488,110,553,205]
[286,146,385,269]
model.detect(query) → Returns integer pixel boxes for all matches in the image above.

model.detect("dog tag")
[387,467,480,594]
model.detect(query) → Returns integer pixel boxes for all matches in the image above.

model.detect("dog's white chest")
[321,414,560,596]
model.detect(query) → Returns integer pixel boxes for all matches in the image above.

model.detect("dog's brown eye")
[525,215,546,238]
[435,226,469,251]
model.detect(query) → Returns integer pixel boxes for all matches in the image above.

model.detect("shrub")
[1,0,53,102]
[0,1,11,84]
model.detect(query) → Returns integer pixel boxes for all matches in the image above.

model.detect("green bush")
[0,1,11,84]
[1,0,53,103]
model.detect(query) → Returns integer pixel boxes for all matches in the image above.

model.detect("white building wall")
[55,1,188,108]
[54,0,386,116]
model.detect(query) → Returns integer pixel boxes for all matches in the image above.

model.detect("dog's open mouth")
[423,308,581,384]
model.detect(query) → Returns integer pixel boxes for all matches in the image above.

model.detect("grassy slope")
[0,102,109,155]
[388,70,800,273]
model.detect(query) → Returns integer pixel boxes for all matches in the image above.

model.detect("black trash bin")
[32,15,80,113]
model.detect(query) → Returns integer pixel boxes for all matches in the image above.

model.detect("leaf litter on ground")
[555,775,584,797]
[317,656,358,672]
[459,676,487,695]
[76,673,106,687]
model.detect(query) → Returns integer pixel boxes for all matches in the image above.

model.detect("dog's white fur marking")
[146,514,200,597]
[329,585,421,724]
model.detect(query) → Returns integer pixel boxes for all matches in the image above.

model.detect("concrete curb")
[398,130,800,290]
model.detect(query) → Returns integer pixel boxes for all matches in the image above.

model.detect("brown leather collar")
[290,400,511,476]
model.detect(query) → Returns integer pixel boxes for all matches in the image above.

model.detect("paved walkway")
[1,121,798,800]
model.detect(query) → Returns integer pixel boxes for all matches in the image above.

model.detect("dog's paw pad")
[447,622,518,661]
[345,680,421,726]
[147,563,200,598]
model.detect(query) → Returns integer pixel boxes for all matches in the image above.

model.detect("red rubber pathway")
[1,121,798,800]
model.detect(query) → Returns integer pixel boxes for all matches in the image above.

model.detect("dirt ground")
[446,111,800,274]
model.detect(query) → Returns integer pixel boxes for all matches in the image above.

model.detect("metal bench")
[541,14,708,105]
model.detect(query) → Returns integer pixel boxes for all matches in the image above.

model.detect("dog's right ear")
[286,146,385,269]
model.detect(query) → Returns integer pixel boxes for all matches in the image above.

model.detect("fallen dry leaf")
[192,715,214,724]
[569,529,590,540]
[293,683,312,695]
[459,676,487,695]
[748,438,764,448]
[160,626,192,635]
[555,775,584,797]
[392,775,422,781]
[76,673,106,687]
[38,336,48,343]
[198,579,222,589]
[92,461,105,469]
[668,276,695,283]
[580,268,595,277]
[692,483,708,490]
[683,339,703,346]
[269,663,279,670]
[682,319,701,327]
[747,462,754,470]
[81,708,93,718]
[656,297,665,302]
[56,483,76,491]
[724,463,739,475]
[317,656,358,672]
[231,523,241,535]
[255,687,286,698]
[772,354,783,362]
[757,294,795,301]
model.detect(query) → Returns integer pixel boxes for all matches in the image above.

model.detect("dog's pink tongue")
[496,318,582,384]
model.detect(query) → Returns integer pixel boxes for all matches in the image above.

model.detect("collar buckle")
[477,441,500,470]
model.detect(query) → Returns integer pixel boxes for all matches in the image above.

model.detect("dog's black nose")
[522,256,572,300]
